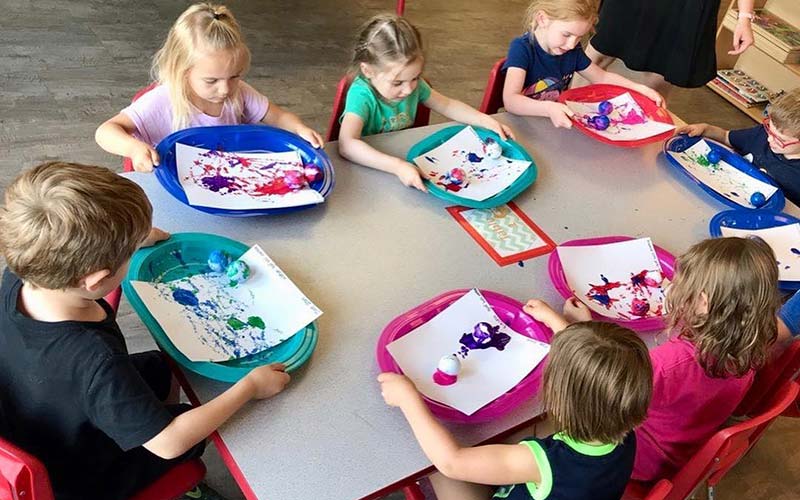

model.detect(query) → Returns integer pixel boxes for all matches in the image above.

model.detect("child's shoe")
[181,481,228,500]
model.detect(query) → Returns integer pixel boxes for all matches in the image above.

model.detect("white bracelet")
[738,11,755,21]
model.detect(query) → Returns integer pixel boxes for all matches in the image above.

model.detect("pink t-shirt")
[121,81,270,146]
[633,338,754,481]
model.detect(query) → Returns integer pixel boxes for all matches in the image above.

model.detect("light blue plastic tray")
[406,125,537,208]
[123,232,318,381]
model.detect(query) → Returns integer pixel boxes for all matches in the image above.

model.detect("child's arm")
[578,64,664,107]
[378,373,540,485]
[261,104,323,148]
[95,114,160,172]
[143,363,290,459]
[423,90,515,140]
[523,299,571,332]
[675,123,732,147]
[503,67,575,128]
[338,113,427,192]
[777,289,800,345]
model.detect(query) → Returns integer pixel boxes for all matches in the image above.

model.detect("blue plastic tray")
[123,233,318,381]
[709,209,800,291]
[155,125,335,217]
[663,134,784,211]
[406,125,537,209]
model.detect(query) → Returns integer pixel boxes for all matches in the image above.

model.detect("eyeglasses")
[762,117,800,148]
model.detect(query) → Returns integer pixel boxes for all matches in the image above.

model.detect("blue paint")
[172,288,199,307]
[791,248,800,256]
[466,152,483,163]
[517,261,525,267]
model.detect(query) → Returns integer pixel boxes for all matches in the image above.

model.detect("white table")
[127,113,799,500]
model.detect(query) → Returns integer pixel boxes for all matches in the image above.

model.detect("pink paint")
[433,370,458,385]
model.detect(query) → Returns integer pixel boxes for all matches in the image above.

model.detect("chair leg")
[403,482,425,500]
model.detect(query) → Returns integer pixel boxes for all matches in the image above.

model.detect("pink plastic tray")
[547,236,676,332]
[376,289,554,424]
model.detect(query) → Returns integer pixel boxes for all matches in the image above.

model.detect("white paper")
[412,127,531,201]
[176,143,324,210]
[565,92,675,142]
[667,139,778,208]
[387,289,550,416]
[131,245,322,362]
[720,223,800,281]
[557,238,667,320]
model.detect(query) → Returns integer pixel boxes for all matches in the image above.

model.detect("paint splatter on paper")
[386,289,549,415]
[667,140,778,208]
[412,127,531,201]
[565,92,675,141]
[176,143,324,210]
[557,238,667,320]
[720,223,800,281]
[131,245,322,362]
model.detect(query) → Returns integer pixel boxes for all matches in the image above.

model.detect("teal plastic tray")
[406,125,537,208]
[123,232,318,382]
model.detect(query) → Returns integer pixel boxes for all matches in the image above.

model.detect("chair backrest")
[0,435,54,500]
[735,340,800,417]
[396,0,405,15]
[325,74,432,142]
[478,57,507,115]
[0,433,204,500]
[122,82,159,172]
[663,379,799,500]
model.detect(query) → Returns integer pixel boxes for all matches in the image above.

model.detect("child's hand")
[563,297,592,323]
[638,85,665,107]
[245,363,291,399]
[128,141,160,172]
[546,102,574,129]
[295,124,323,149]
[481,117,516,141]
[675,123,708,137]
[377,372,421,408]
[141,227,170,248]
[394,161,428,192]
[523,299,558,324]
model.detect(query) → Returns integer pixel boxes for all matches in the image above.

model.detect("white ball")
[437,355,461,376]
[485,140,503,160]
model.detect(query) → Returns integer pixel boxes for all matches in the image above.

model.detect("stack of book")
[728,9,800,64]
[708,69,770,108]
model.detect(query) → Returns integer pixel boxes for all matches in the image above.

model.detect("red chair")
[478,57,507,115]
[624,379,800,500]
[0,434,205,500]
[325,75,432,142]
[122,82,158,172]
[735,340,800,417]
[396,0,405,15]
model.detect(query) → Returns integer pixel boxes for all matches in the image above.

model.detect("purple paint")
[201,174,236,192]
[458,322,511,352]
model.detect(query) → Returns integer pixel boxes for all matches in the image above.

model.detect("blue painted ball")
[226,260,251,286]
[750,191,767,207]
[207,250,230,273]
[591,115,610,131]
[598,100,613,116]
[706,149,721,164]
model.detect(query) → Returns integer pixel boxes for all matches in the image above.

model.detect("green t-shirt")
[341,75,432,136]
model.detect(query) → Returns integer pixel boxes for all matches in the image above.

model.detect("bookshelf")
[711,0,800,122]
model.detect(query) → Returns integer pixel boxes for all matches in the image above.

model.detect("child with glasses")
[677,88,800,205]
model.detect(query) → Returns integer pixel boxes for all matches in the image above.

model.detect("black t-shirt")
[0,270,173,497]
[729,125,800,206]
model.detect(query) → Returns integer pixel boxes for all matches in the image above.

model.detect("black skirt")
[590,0,721,88]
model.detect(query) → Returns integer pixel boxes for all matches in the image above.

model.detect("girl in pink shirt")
[95,3,322,172]
[632,237,779,481]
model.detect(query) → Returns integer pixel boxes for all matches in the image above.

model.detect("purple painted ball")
[591,115,610,131]
[598,100,613,116]
[750,191,767,207]
[707,149,721,164]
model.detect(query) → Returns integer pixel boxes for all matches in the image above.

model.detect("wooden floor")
[1,1,797,498]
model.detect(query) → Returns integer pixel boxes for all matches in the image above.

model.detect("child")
[338,14,515,192]
[562,237,779,481]
[677,88,800,206]
[378,314,652,500]
[95,3,322,172]
[503,0,664,129]
[0,162,290,500]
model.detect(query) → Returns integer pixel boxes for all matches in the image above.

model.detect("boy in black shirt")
[677,88,800,205]
[0,162,290,500]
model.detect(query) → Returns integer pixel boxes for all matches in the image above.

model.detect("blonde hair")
[0,162,152,289]
[769,88,800,137]
[350,13,424,75]
[543,321,652,444]
[667,237,779,378]
[524,0,600,31]
[152,3,251,131]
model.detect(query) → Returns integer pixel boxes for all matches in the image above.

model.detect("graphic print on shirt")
[522,74,572,101]
[380,111,412,133]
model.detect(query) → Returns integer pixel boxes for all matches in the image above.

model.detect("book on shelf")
[728,9,800,63]
[715,69,770,104]
[708,78,760,108]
